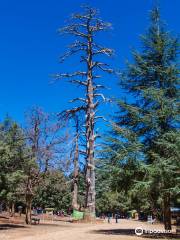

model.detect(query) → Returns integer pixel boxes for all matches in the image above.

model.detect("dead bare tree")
[72,115,80,210]
[24,107,67,224]
[55,6,114,219]
[59,111,82,210]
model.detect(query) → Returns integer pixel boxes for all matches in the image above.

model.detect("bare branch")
[94,116,107,122]
[94,94,112,103]
[69,98,87,103]
[69,40,87,48]
[93,84,106,90]
[93,62,113,73]
[94,93,106,101]
[58,106,87,119]
[54,71,87,79]
[60,40,88,62]
[90,20,112,32]
[79,150,87,156]
[72,6,98,20]
[93,47,113,56]
[60,48,85,62]
[70,79,87,87]
[59,25,88,38]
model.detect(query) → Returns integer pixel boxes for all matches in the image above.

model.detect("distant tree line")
[0,108,71,224]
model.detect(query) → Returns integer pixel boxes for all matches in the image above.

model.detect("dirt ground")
[0,217,178,240]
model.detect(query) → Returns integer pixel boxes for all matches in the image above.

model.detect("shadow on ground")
[90,229,180,239]
[33,223,71,228]
[142,233,180,239]
[91,229,135,236]
[0,224,26,230]
[0,215,9,219]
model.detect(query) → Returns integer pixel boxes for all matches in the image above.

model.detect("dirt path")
[0,219,177,240]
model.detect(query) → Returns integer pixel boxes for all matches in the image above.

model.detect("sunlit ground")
[0,216,178,240]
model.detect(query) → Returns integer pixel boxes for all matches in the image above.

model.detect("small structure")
[72,209,84,220]
[127,210,137,219]
[45,208,54,215]
[45,208,54,222]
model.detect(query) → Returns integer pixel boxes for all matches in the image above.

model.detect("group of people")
[99,213,121,223]
[107,213,121,223]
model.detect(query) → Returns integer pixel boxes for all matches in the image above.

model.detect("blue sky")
[0,0,179,125]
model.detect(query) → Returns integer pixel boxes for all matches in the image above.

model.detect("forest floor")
[0,215,178,240]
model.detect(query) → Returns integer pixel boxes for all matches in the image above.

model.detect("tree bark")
[25,195,32,225]
[84,26,96,219]
[25,177,33,225]
[163,192,171,230]
[7,204,11,216]
[11,202,15,217]
[58,7,113,219]
[72,121,79,210]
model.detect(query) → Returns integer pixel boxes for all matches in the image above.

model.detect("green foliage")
[0,117,28,204]
[33,170,71,211]
[96,190,130,213]
[0,6,179,223]
[99,7,179,220]
[0,116,71,213]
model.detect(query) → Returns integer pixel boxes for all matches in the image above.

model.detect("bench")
[32,217,40,224]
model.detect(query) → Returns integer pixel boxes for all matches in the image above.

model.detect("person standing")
[115,213,118,223]
[107,213,111,223]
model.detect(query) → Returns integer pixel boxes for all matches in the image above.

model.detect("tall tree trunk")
[85,30,96,219]
[58,7,114,219]
[11,202,15,217]
[25,194,32,225]
[163,192,171,230]
[72,124,79,210]
[7,203,11,216]
[25,177,33,225]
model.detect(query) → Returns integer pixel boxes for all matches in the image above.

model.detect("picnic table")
[31,217,40,224]
[31,215,40,224]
